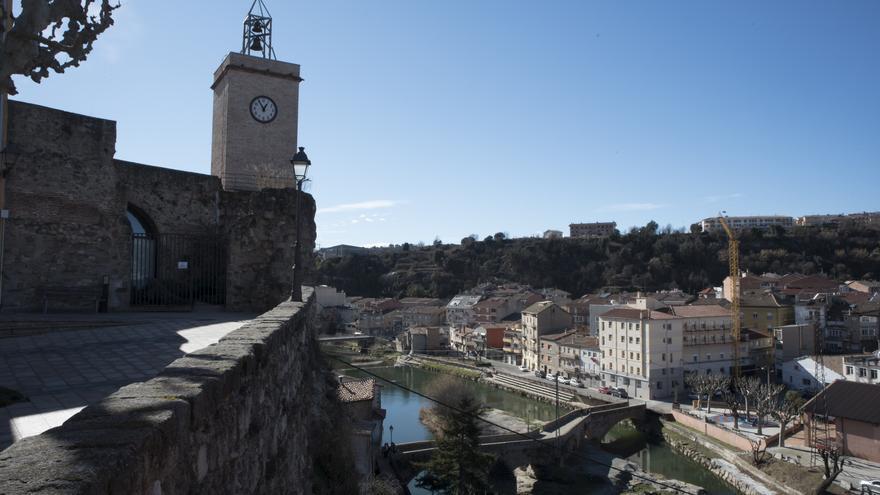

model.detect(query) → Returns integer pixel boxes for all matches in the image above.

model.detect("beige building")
[502,327,524,365]
[670,305,747,376]
[522,301,570,372]
[569,222,617,238]
[700,216,793,233]
[599,307,682,400]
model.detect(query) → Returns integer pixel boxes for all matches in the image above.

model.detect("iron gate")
[130,233,227,307]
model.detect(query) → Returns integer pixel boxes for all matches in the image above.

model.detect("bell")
[251,20,263,33]
[250,37,263,52]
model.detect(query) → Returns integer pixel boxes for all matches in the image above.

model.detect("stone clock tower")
[210,1,302,190]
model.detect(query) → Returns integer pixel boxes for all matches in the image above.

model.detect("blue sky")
[13,1,880,247]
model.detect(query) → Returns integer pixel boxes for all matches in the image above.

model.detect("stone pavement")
[0,312,254,450]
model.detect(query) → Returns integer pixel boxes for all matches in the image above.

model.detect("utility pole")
[555,373,560,460]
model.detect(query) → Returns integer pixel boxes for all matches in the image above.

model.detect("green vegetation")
[415,382,495,494]
[0,386,26,408]
[316,224,880,298]
[417,361,483,380]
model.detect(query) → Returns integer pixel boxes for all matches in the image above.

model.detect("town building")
[803,381,880,463]
[569,222,617,238]
[314,285,347,308]
[670,305,741,376]
[739,293,795,333]
[843,353,880,384]
[502,327,523,365]
[796,211,880,229]
[543,229,563,239]
[401,305,446,329]
[538,330,578,376]
[774,324,817,365]
[396,326,447,355]
[445,295,483,327]
[336,378,385,480]
[598,307,682,400]
[700,216,794,233]
[521,301,570,372]
[844,280,880,295]
[781,356,845,392]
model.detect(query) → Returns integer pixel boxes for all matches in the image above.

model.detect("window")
[629,352,634,359]
[662,353,666,361]
[657,381,663,389]
[859,368,867,377]
[629,337,633,343]
[707,354,711,361]
[662,368,666,375]
[621,336,625,342]
[753,313,758,320]
[872,370,878,380]
[802,378,811,386]
[635,381,642,388]
[720,353,725,360]
[846,366,854,375]
[693,355,698,362]
[636,337,640,344]
[623,378,630,385]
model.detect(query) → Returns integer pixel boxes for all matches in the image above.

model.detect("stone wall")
[0,289,336,494]
[221,187,316,313]
[2,102,129,311]
[2,101,313,312]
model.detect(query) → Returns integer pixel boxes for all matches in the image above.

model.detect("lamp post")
[290,146,311,302]
[389,424,394,444]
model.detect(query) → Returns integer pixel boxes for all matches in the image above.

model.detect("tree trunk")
[757,415,763,435]
[778,420,786,447]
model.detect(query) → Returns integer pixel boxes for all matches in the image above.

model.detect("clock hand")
[260,101,268,112]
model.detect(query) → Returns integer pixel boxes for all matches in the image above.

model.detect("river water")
[343,366,735,495]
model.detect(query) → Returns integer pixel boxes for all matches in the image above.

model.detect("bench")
[40,286,103,314]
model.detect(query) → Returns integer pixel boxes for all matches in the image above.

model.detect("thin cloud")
[598,203,667,212]
[317,199,405,214]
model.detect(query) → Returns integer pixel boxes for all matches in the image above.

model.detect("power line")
[331,356,698,495]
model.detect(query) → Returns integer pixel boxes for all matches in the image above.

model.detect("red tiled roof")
[337,379,375,403]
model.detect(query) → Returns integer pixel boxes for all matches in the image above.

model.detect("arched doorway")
[126,206,227,308]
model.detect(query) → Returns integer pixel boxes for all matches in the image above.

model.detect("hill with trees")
[314,222,880,299]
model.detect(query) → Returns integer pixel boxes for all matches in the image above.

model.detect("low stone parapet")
[0,288,331,494]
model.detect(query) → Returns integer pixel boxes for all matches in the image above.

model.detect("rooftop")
[599,308,676,320]
[337,378,376,403]
[804,380,880,425]
[670,304,731,318]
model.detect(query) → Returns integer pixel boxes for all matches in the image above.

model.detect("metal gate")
[130,233,227,307]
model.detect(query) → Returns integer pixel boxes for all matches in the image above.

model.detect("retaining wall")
[0,289,332,494]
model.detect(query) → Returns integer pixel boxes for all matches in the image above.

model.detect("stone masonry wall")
[0,289,335,494]
[3,101,313,312]
[3,102,129,311]
[221,188,316,313]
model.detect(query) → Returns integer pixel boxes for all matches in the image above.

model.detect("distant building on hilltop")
[570,222,617,238]
[700,216,794,233]
[796,211,880,228]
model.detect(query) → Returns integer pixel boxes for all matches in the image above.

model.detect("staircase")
[491,372,576,403]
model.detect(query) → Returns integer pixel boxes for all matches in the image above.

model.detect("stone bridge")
[389,402,645,483]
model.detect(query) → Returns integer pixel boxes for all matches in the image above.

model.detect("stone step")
[492,373,575,402]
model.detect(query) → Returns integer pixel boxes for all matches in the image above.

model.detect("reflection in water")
[602,424,736,495]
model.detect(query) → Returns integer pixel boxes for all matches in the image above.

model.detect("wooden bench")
[40,286,103,314]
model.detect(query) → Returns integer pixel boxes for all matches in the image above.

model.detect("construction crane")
[717,212,741,379]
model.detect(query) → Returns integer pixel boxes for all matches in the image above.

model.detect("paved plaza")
[0,312,254,450]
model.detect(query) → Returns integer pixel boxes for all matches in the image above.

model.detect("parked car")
[534,370,546,378]
[569,378,583,388]
[611,387,629,398]
[518,365,528,372]
[557,376,570,385]
[598,386,611,394]
[861,480,880,495]
[546,373,557,382]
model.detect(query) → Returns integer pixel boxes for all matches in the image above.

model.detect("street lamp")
[290,146,311,302]
[389,424,394,444]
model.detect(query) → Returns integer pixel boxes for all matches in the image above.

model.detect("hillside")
[315,223,880,299]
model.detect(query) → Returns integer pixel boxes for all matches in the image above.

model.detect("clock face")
[250,96,277,123]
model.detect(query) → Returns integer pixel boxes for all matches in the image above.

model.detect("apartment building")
[671,305,744,376]
[599,307,682,400]
[538,330,578,376]
[521,301,571,371]
[569,222,617,238]
[700,216,794,233]
[740,293,795,333]
[445,295,482,327]
[843,353,880,385]
[502,327,523,365]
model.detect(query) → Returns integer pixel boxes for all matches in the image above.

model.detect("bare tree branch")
[0,0,120,95]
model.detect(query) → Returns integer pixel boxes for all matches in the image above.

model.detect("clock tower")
[210,0,302,191]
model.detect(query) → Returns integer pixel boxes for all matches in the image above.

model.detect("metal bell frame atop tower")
[242,0,276,60]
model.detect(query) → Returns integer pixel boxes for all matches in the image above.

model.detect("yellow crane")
[718,212,741,378]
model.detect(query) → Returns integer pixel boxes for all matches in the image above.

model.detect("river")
[343,365,735,495]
